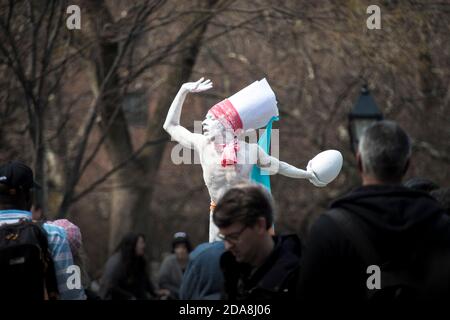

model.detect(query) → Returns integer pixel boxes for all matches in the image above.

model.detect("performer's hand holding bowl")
[307,150,343,187]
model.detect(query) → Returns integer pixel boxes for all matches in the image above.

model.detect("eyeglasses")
[218,225,247,244]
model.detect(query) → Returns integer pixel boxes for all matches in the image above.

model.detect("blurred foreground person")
[0,161,85,300]
[213,184,302,300]
[179,241,225,300]
[298,121,450,302]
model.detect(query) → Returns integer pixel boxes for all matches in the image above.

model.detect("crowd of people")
[1,120,449,301]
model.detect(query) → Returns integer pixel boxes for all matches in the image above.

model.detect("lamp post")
[348,85,383,153]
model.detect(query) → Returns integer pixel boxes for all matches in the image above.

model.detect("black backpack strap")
[325,208,381,266]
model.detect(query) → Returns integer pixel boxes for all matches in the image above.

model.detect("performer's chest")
[200,142,254,184]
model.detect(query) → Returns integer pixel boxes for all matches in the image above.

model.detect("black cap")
[172,232,192,252]
[0,161,40,195]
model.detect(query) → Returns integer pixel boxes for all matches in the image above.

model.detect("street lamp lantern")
[348,85,383,153]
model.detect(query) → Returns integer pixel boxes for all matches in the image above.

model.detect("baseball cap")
[172,231,192,252]
[0,161,41,195]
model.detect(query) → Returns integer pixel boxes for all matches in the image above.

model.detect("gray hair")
[358,120,411,182]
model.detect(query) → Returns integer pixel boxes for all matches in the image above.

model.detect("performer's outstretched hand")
[306,161,328,187]
[305,150,343,187]
[182,77,213,93]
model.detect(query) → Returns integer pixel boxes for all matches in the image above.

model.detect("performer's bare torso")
[197,138,256,203]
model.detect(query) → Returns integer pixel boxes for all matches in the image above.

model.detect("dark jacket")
[221,234,302,300]
[298,185,450,302]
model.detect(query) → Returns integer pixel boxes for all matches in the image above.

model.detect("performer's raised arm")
[163,77,213,149]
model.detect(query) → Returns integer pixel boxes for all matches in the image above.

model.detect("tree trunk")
[81,0,138,252]
[33,104,48,213]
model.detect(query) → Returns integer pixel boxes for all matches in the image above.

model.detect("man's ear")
[257,217,268,234]
[356,152,363,174]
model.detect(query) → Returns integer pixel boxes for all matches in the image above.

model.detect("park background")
[0,0,448,280]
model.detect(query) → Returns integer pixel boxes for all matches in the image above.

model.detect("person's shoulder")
[191,241,225,260]
[161,253,177,264]
[310,210,344,232]
[277,234,302,253]
[306,209,352,248]
[42,222,67,240]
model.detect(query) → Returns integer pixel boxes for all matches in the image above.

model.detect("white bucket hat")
[208,78,279,132]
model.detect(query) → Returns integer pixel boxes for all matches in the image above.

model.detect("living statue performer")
[164,77,343,242]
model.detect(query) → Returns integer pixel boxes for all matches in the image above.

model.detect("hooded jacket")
[298,185,450,302]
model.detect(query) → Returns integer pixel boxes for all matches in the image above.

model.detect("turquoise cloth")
[250,116,279,192]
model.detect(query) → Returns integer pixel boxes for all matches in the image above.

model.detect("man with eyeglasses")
[213,183,302,300]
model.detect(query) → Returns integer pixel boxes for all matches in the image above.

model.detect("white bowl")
[309,150,343,184]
